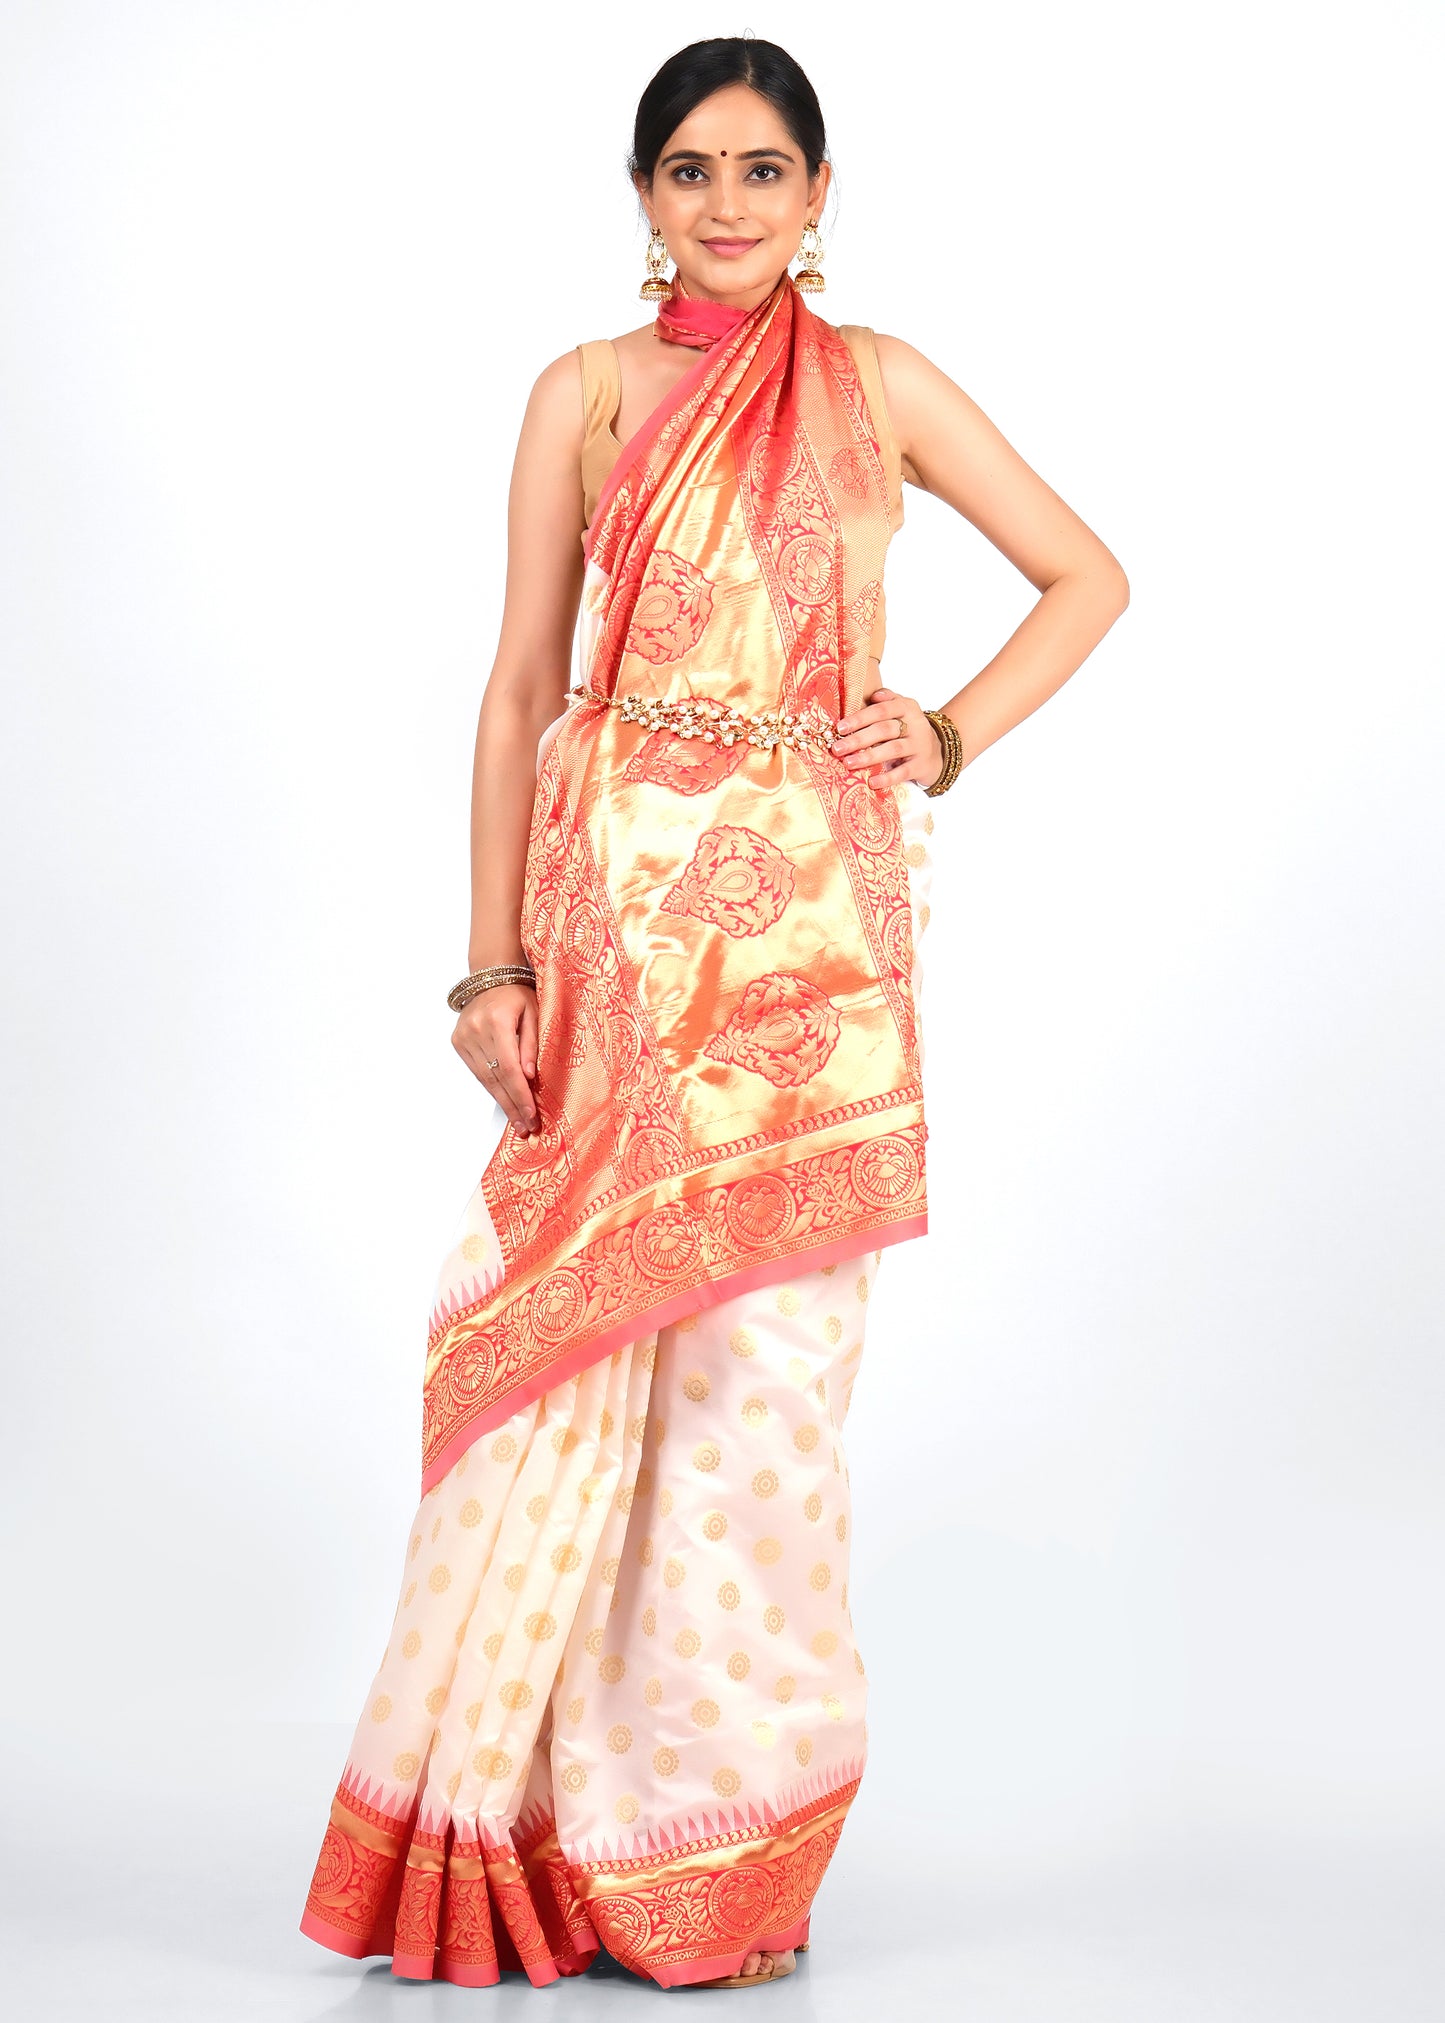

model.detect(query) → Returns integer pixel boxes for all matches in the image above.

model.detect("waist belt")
[567,686,839,756]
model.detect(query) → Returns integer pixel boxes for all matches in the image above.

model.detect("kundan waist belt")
[567,686,839,756]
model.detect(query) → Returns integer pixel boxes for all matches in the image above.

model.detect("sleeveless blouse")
[576,326,914,675]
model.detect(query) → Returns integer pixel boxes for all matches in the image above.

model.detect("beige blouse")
[575,325,914,672]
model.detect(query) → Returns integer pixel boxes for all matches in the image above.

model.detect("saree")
[300,274,935,1985]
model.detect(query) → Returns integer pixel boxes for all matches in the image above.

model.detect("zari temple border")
[302,1761,860,1988]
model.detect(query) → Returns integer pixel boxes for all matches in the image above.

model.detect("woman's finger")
[831,692,921,756]
[519,993,539,1081]
[453,1012,538,1133]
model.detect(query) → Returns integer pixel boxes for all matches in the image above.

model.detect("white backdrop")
[2,3,1440,2018]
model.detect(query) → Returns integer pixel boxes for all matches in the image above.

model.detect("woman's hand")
[830,686,947,792]
[452,983,540,1137]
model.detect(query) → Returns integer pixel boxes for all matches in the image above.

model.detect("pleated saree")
[300,274,937,1987]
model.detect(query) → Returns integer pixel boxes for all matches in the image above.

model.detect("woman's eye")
[748,164,781,181]
[672,165,705,184]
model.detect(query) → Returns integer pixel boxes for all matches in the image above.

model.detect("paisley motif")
[624,550,715,665]
[660,825,796,937]
[703,971,843,1089]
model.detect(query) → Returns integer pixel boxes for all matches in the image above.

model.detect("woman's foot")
[695,1945,798,1987]
[742,1947,795,1978]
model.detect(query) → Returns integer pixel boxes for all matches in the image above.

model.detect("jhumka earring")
[794,218,826,294]
[639,225,674,303]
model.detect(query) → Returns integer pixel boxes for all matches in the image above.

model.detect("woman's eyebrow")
[657,146,796,167]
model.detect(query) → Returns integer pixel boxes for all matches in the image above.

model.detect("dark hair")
[629,37,828,186]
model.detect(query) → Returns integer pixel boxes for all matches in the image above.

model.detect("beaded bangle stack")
[447,962,536,1013]
[922,708,964,797]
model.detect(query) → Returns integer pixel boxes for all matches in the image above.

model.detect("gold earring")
[639,225,674,303]
[794,219,826,294]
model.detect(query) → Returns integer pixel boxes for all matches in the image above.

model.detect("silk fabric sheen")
[421,274,923,1493]
[653,280,750,350]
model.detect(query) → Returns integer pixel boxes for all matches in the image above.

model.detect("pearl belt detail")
[567,687,839,755]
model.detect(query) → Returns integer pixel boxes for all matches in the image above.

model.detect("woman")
[299,36,1128,1993]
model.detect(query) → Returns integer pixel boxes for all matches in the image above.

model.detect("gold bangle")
[448,963,536,1013]
[922,708,963,796]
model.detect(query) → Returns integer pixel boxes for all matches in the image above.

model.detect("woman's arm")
[452,351,587,1136]
[830,334,1129,785]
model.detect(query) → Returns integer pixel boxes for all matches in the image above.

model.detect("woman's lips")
[700,237,761,256]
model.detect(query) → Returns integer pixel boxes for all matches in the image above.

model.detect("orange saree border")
[300,1759,861,1988]
[300,1775,598,1987]
[422,1121,925,1491]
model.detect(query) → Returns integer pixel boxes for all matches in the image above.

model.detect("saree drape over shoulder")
[300,275,936,1989]
[422,274,927,1494]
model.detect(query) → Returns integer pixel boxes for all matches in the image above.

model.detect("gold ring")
[895,715,906,738]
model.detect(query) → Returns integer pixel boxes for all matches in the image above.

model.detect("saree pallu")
[419,274,927,1495]
[299,784,934,1987]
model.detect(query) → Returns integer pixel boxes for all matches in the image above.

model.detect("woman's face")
[637,83,830,309]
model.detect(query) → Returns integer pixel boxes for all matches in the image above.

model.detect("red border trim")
[419,1211,924,1493]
